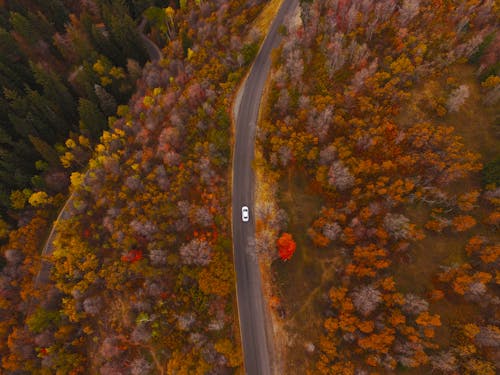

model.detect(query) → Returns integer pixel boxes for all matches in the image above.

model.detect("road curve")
[232,0,298,374]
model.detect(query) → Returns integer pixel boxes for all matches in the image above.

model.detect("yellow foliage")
[28,191,50,207]
[463,323,480,339]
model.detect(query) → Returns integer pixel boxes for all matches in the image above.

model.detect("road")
[35,193,75,288]
[138,17,163,62]
[232,0,298,374]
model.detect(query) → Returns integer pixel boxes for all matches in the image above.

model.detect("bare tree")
[319,145,337,165]
[325,33,346,77]
[430,351,458,373]
[179,238,212,266]
[130,219,157,240]
[307,107,332,142]
[99,337,122,360]
[475,326,500,347]
[351,285,382,316]
[328,161,355,191]
[402,294,428,315]
[99,362,125,375]
[193,207,214,227]
[148,249,167,266]
[383,213,411,240]
[131,324,151,343]
[447,85,470,112]
[83,296,103,315]
[323,222,342,241]
[177,313,195,331]
[130,358,153,375]
[399,0,420,26]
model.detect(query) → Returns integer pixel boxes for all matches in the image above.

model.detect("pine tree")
[30,62,77,125]
[94,84,117,116]
[78,98,106,139]
[28,135,61,168]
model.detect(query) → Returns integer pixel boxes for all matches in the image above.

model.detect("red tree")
[277,233,296,261]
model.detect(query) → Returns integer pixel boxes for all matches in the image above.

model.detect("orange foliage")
[380,277,396,291]
[357,320,375,333]
[277,232,296,261]
[358,328,396,353]
[424,219,449,232]
[452,215,477,232]
[388,310,406,326]
[457,191,479,211]
[346,244,390,278]
[429,289,445,301]
[484,211,500,226]
[479,244,500,264]
[415,312,441,327]
[341,227,357,245]
[465,236,485,255]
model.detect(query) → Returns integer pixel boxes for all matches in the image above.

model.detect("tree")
[28,191,50,207]
[430,351,458,373]
[130,357,152,375]
[78,98,106,139]
[452,215,477,232]
[383,213,411,240]
[94,84,117,116]
[351,285,381,317]
[402,294,428,316]
[447,85,470,112]
[179,238,212,266]
[328,161,354,191]
[277,232,296,261]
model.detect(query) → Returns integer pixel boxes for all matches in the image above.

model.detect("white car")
[241,206,249,222]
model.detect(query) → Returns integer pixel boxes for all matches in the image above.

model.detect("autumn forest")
[0,0,499,374]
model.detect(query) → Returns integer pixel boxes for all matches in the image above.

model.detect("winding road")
[232,0,298,373]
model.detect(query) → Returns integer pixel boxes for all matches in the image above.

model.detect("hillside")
[256,0,500,373]
[0,0,266,372]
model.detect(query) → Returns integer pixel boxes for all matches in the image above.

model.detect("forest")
[256,0,499,373]
[0,0,266,373]
[1,0,498,373]
[0,0,165,223]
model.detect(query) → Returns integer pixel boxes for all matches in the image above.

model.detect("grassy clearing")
[271,171,339,373]
[393,64,500,352]
[445,66,499,163]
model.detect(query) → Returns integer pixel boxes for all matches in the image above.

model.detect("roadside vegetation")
[256,0,499,373]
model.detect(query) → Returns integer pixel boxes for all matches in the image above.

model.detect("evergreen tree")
[28,135,61,168]
[78,98,107,140]
[94,84,117,116]
[30,62,77,125]
[38,0,69,32]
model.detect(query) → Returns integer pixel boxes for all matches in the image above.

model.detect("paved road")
[138,17,163,62]
[232,0,298,374]
[35,193,75,288]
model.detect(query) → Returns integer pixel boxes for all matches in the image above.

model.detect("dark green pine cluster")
[0,0,165,218]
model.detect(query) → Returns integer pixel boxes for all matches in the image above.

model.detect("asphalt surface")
[232,0,299,374]
[35,194,75,287]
